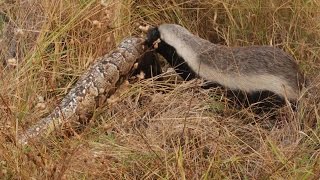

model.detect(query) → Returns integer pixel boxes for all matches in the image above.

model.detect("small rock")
[92,20,102,29]
[7,58,17,66]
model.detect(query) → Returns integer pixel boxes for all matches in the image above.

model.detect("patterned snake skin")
[18,37,145,145]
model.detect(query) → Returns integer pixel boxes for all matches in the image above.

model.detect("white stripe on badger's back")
[158,24,299,100]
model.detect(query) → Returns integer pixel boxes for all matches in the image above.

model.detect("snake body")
[18,37,145,145]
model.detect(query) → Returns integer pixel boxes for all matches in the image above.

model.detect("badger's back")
[196,45,303,100]
[157,24,304,101]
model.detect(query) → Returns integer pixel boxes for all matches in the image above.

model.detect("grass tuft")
[0,0,320,179]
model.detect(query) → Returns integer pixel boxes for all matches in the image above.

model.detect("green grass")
[0,0,320,179]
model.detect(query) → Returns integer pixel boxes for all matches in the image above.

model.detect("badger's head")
[140,24,198,81]
[142,24,193,49]
[144,26,161,49]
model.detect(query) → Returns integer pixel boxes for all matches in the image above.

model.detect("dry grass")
[0,0,320,179]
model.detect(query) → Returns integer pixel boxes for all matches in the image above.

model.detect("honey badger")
[143,24,305,108]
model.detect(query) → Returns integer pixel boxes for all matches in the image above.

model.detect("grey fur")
[157,24,304,100]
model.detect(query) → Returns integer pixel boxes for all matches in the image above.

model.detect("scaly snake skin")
[18,37,145,145]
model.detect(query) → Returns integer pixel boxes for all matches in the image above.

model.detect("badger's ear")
[145,27,160,48]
